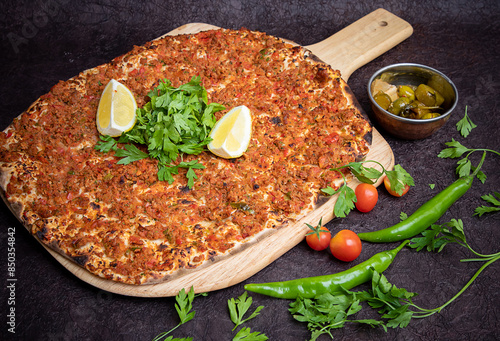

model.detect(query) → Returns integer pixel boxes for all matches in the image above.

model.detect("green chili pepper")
[244,240,409,299]
[358,176,473,243]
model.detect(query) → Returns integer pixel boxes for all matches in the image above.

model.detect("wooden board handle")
[306,8,413,81]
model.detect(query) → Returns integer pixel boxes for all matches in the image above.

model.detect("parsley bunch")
[289,270,415,340]
[95,76,225,188]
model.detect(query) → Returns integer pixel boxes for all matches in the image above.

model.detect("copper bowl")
[367,63,458,140]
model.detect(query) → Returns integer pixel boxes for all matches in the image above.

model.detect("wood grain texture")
[24,9,411,297]
[307,8,414,81]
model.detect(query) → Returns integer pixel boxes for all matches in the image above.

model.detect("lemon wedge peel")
[96,79,137,137]
[208,105,252,159]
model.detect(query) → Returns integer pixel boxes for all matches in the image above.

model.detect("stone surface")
[1,1,499,340]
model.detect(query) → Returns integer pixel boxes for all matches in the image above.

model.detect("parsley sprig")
[321,161,414,218]
[409,218,472,253]
[408,218,500,263]
[474,191,500,217]
[439,107,500,216]
[321,171,356,218]
[152,286,207,341]
[228,291,264,331]
[437,138,500,183]
[456,105,477,138]
[407,218,500,316]
[227,292,268,340]
[95,76,225,188]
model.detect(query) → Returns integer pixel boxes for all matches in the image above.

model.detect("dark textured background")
[1,1,500,340]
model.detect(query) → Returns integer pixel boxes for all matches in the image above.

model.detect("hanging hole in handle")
[379,21,388,27]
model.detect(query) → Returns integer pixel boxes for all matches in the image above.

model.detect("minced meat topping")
[0,28,371,284]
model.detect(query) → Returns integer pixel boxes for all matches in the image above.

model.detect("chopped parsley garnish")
[95,76,225,188]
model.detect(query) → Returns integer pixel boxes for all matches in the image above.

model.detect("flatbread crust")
[0,28,371,285]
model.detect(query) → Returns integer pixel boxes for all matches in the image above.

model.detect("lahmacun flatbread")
[0,28,371,285]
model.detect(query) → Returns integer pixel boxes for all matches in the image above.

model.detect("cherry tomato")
[384,176,410,197]
[354,183,378,212]
[330,230,362,262]
[306,226,331,251]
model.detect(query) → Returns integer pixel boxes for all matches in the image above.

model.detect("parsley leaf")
[289,272,409,340]
[175,286,197,325]
[95,135,117,152]
[408,223,444,252]
[455,157,472,178]
[405,219,500,321]
[367,271,417,329]
[474,192,500,217]
[385,164,415,196]
[232,327,268,341]
[437,139,471,159]
[228,292,264,331]
[321,184,357,218]
[158,160,205,188]
[334,185,357,218]
[472,166,487,183]
[115,144,149,164]
[456,106,477,138]
[320,186,336,196]
[345,162,383,184]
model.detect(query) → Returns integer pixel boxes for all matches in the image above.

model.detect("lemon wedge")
[208,105,252,158]
[96,79,137,137]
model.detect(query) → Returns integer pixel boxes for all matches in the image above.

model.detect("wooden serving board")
[36,8,412,297]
